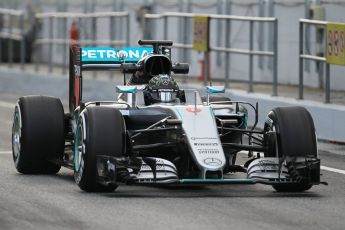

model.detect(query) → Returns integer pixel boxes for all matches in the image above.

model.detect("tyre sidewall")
[265,106,317,192]
[13,96,64,174]
[74,107,125,192]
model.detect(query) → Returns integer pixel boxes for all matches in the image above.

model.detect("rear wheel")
[12,96,65,174]
[74,106,126,192]
[265,106,317,192]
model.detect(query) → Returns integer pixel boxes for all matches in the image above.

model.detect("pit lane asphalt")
[1,94,345,230]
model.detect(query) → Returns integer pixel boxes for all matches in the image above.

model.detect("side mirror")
[205,86,226,105]
[116,85,138,107]
[206,86,225,94]
[115,85,138,93]
[172,63,189,74]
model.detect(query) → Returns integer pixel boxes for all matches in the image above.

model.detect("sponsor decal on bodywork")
[203,158,223,166]
[186,106,202,113]
[194,143,218,146]
[172,106,226,171]
[81,47,153,63]
[190,137,217,141]
[197,149,220,154]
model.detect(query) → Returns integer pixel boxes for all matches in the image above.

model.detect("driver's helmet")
[144,74,179,104]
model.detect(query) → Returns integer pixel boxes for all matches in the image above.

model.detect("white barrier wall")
[227,89,345,143]
[1,67,344,142]
[2,0,345,90]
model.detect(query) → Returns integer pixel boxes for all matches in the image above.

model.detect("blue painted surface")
[115,85,138,93]
[81,47,153,63]
[206,86,225,94]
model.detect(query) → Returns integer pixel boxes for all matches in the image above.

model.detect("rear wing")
[69,40,189,113]
[69,45,153,112]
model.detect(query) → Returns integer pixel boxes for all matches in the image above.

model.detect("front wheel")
[265,106,318,192]
[74,106,126,192]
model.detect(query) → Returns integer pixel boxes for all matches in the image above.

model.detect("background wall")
[1,0,345,90]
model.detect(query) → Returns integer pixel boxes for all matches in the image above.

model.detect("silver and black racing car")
[12,40,323,192]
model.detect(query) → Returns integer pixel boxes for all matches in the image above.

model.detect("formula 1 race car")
[12,40,322,193]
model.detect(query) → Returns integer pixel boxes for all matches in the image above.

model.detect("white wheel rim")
[74,114,86,185]
[12,105,21,166]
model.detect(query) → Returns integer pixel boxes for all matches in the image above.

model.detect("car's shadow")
[101,184,324,199]
[54,171,75,181]
[16,171,324,199]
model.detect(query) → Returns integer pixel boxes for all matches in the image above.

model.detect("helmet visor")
[151,90,177,103]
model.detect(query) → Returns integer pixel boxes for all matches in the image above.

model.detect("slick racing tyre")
[74,106,126,192]
[265,106,317,192]
[12,96,65,174]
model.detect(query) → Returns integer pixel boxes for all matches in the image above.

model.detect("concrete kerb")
[0,67,344,143]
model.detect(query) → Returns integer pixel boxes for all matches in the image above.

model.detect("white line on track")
[321,166,345,175]
[0,120,13,125]
[0,151,12,154]
[0,101,14,109]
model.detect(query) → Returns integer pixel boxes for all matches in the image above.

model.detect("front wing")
[95,155,322,187]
